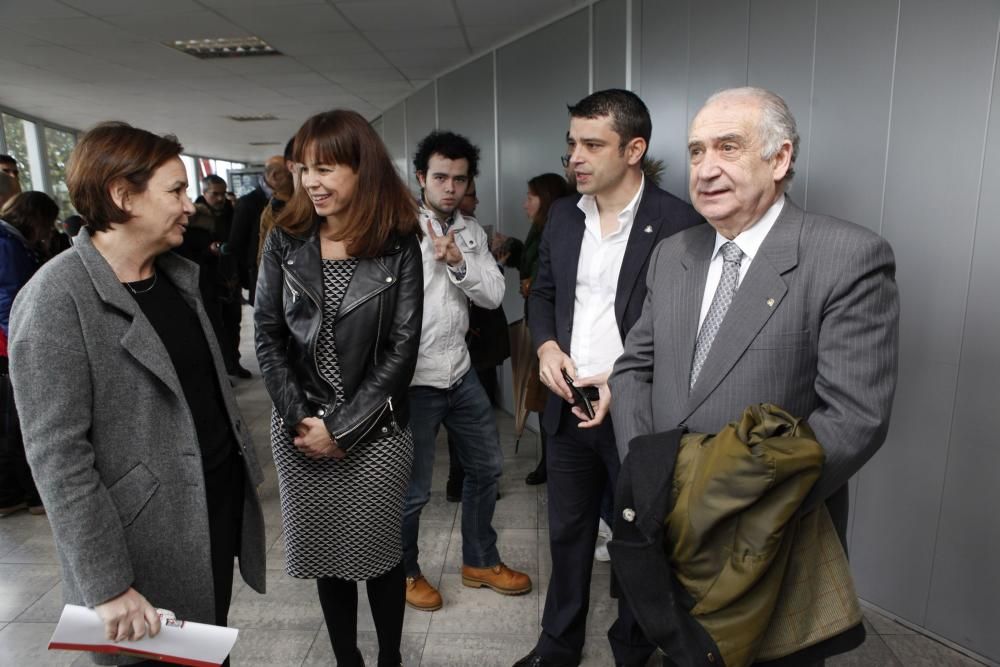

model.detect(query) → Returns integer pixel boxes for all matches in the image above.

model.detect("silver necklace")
[125,270,157,295]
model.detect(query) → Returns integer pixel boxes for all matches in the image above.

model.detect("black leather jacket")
[254,223,423,449]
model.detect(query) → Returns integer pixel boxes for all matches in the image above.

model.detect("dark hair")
[527,173,570,228]
[278,109,419,257]
[67,121,183,232]
[568,89,651,158]
[0,191,59,244]
[283,137,295,162]
[0,154,16,167]
[62,214,85,237]
[412,130,480,180]
[202,174,226,188]
[500,236,524,269]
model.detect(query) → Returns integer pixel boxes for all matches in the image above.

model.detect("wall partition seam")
[402,100,409,187]
[589,3,595,94]
[493,49,501,234]
[625,0,633,90]
[802,0,820,211]
[434,80,440,131]
[877,0,902,240]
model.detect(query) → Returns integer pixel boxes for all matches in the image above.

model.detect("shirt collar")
[711,195,785,262]
[577,174,646,237]
[419,200,460,231]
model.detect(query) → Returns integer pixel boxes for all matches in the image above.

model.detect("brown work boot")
[405,574,442,611]
[461,563,532,595]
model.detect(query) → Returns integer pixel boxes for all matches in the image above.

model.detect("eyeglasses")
[560,155,570,168]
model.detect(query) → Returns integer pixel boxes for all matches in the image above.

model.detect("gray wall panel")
[746,0,816,204]
[371,116,384,141]
[437,54,498,233]
[382,103,407,182]
[404,83,438,194]
[924,28,1000,662]
[639,0,691,199]
[849,0,999,626]
[497,9,590,322]
[806,0,896,231]
[594,0,627,91]
[687,0,749,120]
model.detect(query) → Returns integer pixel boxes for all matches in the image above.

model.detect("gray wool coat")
[8,231,266,663]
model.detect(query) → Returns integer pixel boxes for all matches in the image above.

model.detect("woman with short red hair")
[7,122,266,664]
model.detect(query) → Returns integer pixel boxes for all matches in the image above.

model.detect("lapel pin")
[766,298,775,308]
[644,225,653,233]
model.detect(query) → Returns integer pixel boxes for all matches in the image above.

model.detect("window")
[1,113,36,190]
[44,126,77,219]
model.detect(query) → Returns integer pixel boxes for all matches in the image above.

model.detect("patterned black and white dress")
[271,258,414,581]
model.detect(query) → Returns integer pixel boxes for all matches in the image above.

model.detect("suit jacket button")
[622,508,636,522]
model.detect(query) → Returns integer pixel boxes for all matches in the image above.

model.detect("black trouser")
[220,296,243,368]
[535,406,653,666]
[317,561,405,667]
[0,357,41,509]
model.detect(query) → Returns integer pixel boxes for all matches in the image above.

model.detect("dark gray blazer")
[8,232,266,648]
[609,198,899,534]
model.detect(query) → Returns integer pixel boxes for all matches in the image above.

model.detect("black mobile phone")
[562,369,599,419]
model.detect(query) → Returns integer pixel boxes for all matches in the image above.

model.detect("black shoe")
[525,467,547,485]
[229,364,252,379]
[512,650,577,667]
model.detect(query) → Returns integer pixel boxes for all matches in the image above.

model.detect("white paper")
[49,604,238,667]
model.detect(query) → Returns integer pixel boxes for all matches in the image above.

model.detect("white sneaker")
[594,518,612,561]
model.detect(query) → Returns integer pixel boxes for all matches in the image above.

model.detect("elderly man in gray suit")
[609,87,900,665]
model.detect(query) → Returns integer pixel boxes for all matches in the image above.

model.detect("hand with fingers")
[294,417,346,459]
[537,340,575,403]
[425,220,464,267]
[570,370,611,428]
[94,587,161,642]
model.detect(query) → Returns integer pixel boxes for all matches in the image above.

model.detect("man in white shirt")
[520,90,703,667]
[402,131,532,612]
[609,87,899,666]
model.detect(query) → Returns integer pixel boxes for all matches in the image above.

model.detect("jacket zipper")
[335,399,389,441]
[283,264,337,397]
[283,275,300,303]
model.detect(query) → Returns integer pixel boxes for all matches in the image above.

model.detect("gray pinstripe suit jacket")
[609,198,899,535]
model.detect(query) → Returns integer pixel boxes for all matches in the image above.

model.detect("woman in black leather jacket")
[254,110,422,667]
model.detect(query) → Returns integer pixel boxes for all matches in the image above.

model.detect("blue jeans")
[402,368,503,575]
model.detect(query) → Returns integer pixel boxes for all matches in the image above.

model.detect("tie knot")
[721,241,743,264]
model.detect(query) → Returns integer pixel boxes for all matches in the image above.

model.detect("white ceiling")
[0,0,587,162]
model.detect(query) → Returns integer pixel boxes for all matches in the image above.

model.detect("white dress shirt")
[697,196,785,330]
[570,176,646,378]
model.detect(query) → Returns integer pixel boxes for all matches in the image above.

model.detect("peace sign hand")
[426,220,464,267]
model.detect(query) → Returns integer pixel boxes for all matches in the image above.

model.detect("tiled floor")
[0,313,990,666]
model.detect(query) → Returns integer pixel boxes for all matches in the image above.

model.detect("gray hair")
[704,87,800,183]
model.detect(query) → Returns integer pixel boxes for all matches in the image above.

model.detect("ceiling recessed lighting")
[167,36,282,59]
[226,114,279,122]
